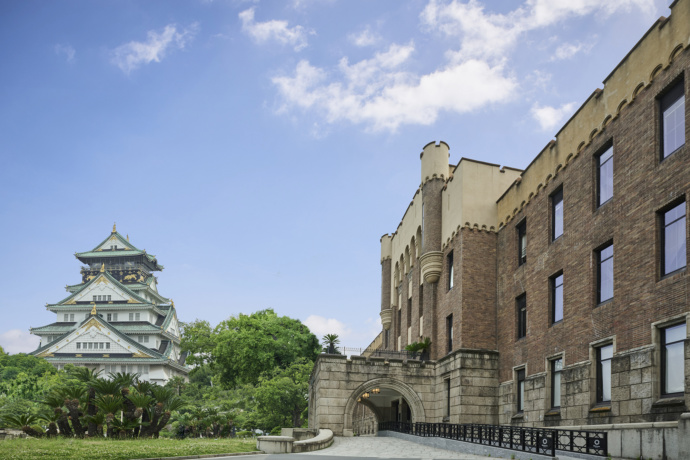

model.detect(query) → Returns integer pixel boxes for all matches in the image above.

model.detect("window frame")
[596,343,613,404]
[446,314,453,354]
[660,79,685,160]
[447,251,454,291]
[551,358,563,409]
[516,294,527,340]
[551,272,564,324]
[552,188,564,241]
[516,368,526,413]
[660,200,687,277]
[597,243,614,304]
[597,144,614,207]
[517,219,527,265]
[661,322,686,397]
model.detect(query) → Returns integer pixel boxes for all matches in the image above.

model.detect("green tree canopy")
[180,319,215,368]
[212,309,319,387]
[254,359,312,429]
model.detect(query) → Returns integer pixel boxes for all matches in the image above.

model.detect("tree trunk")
[87,387,97,437]
[57,411,73,438]
[292,406,302,428]
[64,399,85,438]
[47,422,58,438]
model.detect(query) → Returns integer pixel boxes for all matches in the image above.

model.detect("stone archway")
[343,377,426,435]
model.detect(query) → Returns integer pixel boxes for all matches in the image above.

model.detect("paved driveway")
[222,436,496,460]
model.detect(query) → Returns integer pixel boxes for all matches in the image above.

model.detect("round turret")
[420,141,450,185]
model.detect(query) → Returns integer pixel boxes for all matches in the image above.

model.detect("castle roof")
[50,270,151,307]
[74,227,163,270]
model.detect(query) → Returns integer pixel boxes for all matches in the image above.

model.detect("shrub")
[236,430,253,438]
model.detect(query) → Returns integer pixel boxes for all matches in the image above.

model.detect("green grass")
[0,437,259,460]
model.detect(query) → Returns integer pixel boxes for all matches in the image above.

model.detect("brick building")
[309,0,690,438]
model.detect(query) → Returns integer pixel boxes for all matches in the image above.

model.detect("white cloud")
[273,46,517,132]
[304,315,382,350]
[348,28,380,47]
[54,44,75,62]
[111,23,199,75]
[420,0,654,62]
[550,41,594,61]
[239,7,312,51]
[0,329,40,355]
[531,101,576,130]
[272,0,654,132]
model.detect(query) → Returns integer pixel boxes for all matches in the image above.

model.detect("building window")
[107,313,112,321]
[597,244,614,304]
[108,295,111,301]
[552,188,563,240]
[551,358,563,409]
[661,80,685,159]
[662,201,686,276]
[69,313,74,322]
[551,272,564,323]
[447,251,454,290]
[76,342,81,349]
[516,294,527,339]
[63,314,68,322]
[106,342,110,350]
[93,295,97,302]
[517,369,526,413]
[384,329,389,349]
[598,145,613,206]
[596,344,613,404]
[517,220,526,265]
[445,378,451,417]
[662,323,686,396]
[446,314,453,353]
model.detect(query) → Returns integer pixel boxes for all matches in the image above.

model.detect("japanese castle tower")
[30,225,189,383]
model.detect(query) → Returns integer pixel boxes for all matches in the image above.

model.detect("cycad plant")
[69,366,101,437]
[41,392,72,438]
[322,333,340,354]
[57,386,87,438]
[94,394,123,438]
[37,408,61,438]
[2,413,43,438]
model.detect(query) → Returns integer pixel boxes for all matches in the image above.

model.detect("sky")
[0,0,672,354]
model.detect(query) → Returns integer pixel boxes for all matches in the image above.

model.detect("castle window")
[108,295,111,301]
[516,368,526,413]
[76,342,81,349]
[597,244,614,304]
[661,201,686,276]
[446,314,453,353]
[551,358,563,409]
[598,145,613,206]
[517,220,526,265]
[445,378,451,417]
[93,295,97,302]
[551,272,564,324]
[106,343,110,350]
[552,188,563,240]
[662,323,686,396]
[69,313,74,322]
[516,294,527,339]
[447,251,454,291]
[596,344,613,403]
[661,80,685,159]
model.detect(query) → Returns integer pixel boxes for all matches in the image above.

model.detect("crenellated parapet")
[497,1,690,228]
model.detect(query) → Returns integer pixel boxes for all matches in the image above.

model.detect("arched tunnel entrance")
[343,378,425,436]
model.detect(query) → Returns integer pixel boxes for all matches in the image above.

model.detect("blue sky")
[0,0,670,353]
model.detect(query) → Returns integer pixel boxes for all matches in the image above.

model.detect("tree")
[254,359,312,429]
[322,334,340,354]
[211,309,320,387]
[180,319,215,368]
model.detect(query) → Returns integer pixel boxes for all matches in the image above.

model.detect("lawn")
[0,437,259,460]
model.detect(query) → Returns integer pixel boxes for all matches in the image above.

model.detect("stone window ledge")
[511,413,524,420]
[589,405,611,413]
[652,396,686,407]
[544,409,561,417]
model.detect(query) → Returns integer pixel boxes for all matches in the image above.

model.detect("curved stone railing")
[256,428,333,454]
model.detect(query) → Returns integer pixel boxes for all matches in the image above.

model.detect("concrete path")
[300,436,495,458]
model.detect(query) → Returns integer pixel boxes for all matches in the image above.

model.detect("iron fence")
[379,421,607,458]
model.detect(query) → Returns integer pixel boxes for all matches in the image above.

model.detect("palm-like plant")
[127,391,155,419]
[2,413,43,438]
[41,392,72,438]
[83,412,105,437]
[69,366,101,437]
[111,417,140,439]
[94,394,123,438]
[322,333,340,354]
[37,409,61,438]
[57,386,87,438]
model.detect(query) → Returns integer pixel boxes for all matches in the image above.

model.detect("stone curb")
[133,450,264,460]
